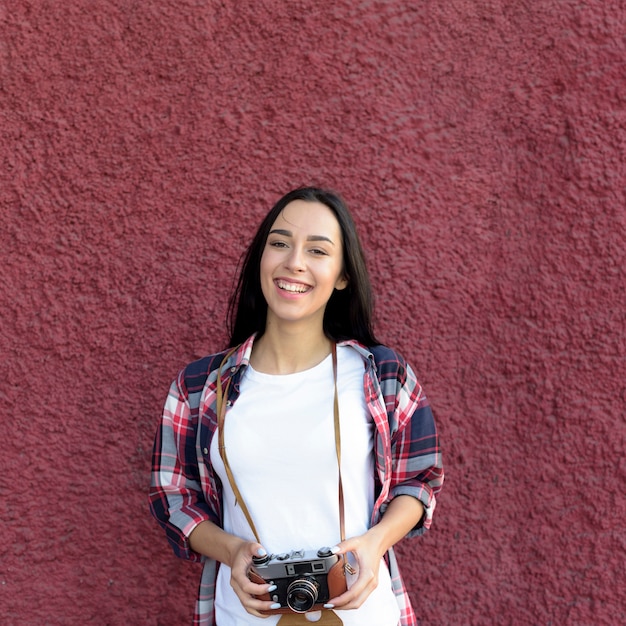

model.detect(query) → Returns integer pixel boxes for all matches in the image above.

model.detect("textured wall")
[1,1,624,624]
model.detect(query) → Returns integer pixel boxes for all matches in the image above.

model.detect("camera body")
[249,547,346,614]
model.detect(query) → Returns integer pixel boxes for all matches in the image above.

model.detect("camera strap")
[216,345,262,542]
[331,345,356,576]
[216,343,350,571]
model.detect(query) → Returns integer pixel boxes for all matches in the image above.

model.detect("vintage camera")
[249,547,347,614]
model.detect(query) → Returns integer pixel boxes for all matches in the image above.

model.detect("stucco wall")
[1,1,624,624]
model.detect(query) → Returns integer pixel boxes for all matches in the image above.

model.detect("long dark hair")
[227,187,379,347]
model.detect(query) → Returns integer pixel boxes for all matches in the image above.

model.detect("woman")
[150,187,444,626]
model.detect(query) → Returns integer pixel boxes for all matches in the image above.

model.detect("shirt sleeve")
[384,357,444,537]
[148,372,219,561]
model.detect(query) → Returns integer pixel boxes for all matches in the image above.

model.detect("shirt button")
[226,400,232,407]
[202,447,209,455]
[230,366,236,373]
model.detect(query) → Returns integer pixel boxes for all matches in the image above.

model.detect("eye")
[268,240,288,249]
[310,247,328,256]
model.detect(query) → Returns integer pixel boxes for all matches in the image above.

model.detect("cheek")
[259,250,273,278]
[259,250,281,298]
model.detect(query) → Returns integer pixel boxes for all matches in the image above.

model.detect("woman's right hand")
[229,542,282,618]
[189,521,280,616]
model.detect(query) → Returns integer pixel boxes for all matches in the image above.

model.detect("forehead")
[271,200,342,237]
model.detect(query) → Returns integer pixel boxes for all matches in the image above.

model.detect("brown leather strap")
[216,344,346,554]
[331,344,345,543]
[277,610,344,624]
[216,346,262,543]
[331,345,355,577]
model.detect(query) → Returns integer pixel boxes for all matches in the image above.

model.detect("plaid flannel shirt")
[150,335,444,625]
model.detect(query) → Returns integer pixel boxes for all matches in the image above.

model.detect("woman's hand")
[323,533,384,610]
[188,521,281,618]
[325,495,425,610]
[228,543,283,618]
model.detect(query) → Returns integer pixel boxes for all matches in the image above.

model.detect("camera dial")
[251,553,271,566]
[316,547,333,558]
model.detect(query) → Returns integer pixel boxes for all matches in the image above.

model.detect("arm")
[188,521,281,618]
[380,354,444,536]
[329,349,444,610]
[149,373,280,616]
[148,376,216,561]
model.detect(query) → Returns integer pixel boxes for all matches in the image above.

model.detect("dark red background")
[1,1,624,624]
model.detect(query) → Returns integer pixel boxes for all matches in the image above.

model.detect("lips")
[275,279,311,294]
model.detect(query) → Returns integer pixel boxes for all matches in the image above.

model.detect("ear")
[334,274,349,291]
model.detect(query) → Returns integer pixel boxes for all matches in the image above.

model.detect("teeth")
[277,280,309,293]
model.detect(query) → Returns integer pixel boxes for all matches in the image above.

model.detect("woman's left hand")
[325,495,425,610]
[324,533,384,610]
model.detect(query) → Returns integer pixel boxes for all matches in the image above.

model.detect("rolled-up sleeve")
[391,400,443,535]
[149,373,217,561]
[383,357,444,537]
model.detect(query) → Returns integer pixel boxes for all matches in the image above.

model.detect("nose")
[285,246,306,272]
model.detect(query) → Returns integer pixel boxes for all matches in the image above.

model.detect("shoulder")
[179,351,231,395]
[369,345,414,393]
[343,340,409,375]
[369,344,407,368]
[176,335,255,396]
[341,341,415,392]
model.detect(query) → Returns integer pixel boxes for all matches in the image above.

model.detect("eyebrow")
[268,229,336,245]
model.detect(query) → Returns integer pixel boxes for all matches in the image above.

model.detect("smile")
[275,279,311,294]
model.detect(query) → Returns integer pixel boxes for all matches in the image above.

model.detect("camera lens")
[286,577,320,613]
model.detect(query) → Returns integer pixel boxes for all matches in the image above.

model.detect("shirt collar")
[226,333,256,373]
[338,338,376,369]
[230,336,376,373]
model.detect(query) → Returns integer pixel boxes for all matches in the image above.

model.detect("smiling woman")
[228,188,378,350]
[258,200,349,354]
[149,187,444,626]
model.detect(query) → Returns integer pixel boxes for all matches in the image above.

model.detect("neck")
[250,325,333,375]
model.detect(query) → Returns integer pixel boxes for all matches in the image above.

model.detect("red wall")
[1,1,624,624]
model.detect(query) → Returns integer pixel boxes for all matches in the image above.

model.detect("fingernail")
[257,547,267,556]
[323,603,334,609]
[330,546,340,554]
[270,603,282,609]
[267,584,277,592]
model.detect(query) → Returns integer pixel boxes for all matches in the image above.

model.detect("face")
[260,200,348,332]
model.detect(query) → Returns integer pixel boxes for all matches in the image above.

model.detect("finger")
[243,597,283,618]
[327,567,378,609]
[244,582,284,617]
[331,540,358,556]
[243,578,277,597]
[327,586,370,610]
[331,543,361,572]
[232,581,281,617]
[232,571,275,597]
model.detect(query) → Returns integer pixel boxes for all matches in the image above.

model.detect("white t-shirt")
[210,346,400,626]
